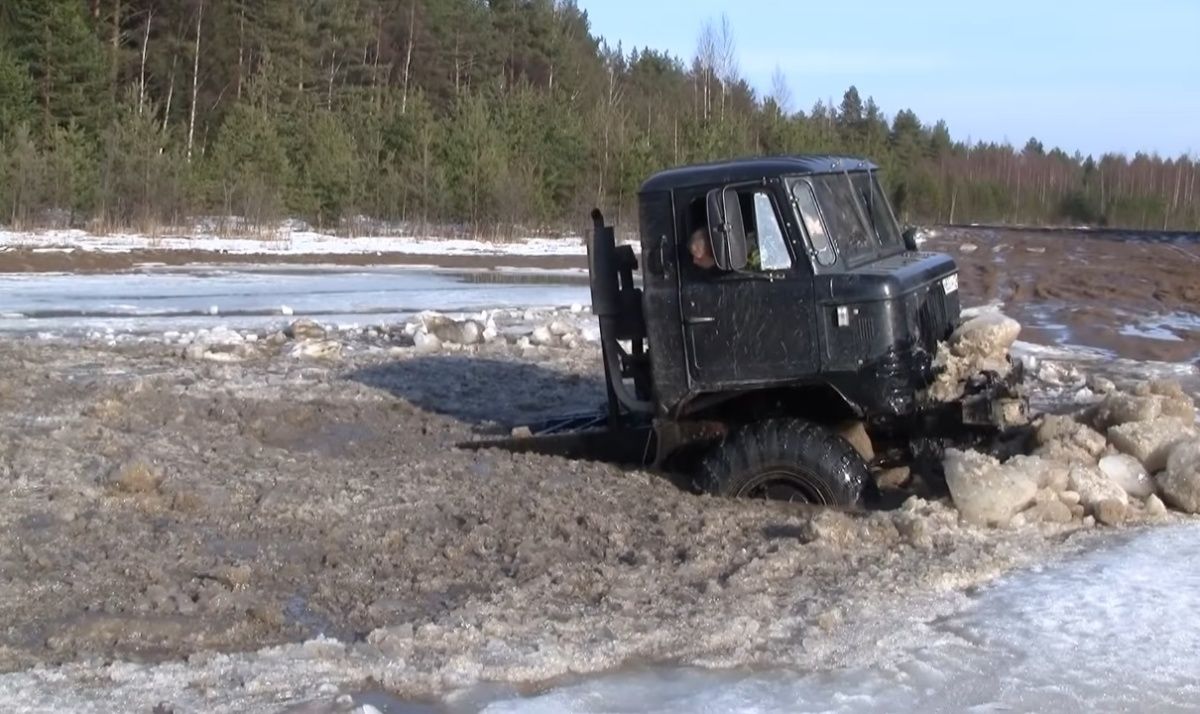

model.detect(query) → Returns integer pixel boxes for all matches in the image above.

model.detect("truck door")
[680,185,819,387]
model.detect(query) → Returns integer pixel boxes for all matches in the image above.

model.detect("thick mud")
[927,228,1200,363]
[0,331,1139,704]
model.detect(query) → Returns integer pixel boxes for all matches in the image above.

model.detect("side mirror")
[705,187,748,271]
[902,225,926,251]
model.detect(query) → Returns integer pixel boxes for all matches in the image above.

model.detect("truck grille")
[918,287,949,351]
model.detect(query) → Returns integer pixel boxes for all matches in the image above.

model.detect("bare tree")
[137,9,153,116]
[714,14,738,119]
[769,64,791,115]
[186,0,204,164]
[694,20,716,121]
[400,0,418,114]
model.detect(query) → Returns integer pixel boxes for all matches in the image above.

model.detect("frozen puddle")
[0,266,590,335]
[467,524,1200,713]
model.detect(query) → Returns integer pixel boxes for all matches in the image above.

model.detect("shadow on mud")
[346,356,607,428]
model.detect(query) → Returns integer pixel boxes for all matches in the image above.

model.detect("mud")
[2,328,1167,705]
[927,228,1200,363]
[0,247,587,274]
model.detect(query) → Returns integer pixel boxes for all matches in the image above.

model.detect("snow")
[0,227,587,257]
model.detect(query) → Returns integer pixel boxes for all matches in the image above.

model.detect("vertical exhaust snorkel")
[589,209,654,423]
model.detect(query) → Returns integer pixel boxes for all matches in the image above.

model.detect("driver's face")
[690,230,716,269]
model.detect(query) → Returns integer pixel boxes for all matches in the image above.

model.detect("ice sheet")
[0,266,590,335]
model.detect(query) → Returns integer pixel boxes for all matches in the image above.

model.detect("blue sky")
[576,0,1199,158]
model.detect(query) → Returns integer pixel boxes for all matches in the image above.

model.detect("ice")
[0,266,591,336]
[472,525,1200,714]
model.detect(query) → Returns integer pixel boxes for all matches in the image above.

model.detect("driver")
[689,227,717,270]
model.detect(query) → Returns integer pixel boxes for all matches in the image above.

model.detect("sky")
[576,0,1199,158]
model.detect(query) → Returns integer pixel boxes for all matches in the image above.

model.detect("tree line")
[0,0,1196,235]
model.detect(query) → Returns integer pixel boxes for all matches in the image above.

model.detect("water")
[460,525,1200,713]
[0,265,591,335]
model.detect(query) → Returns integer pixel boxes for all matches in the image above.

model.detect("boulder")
[1033,414,1107,464]
[1091,392,1162,430]
[926,313,1021,402]
[1024,499,1074,525]
[1094,498,1128,526]
[422,315,484,345]
[943,449,1038,527]
[285,319,326,341]
[1159,440,1200,514]
[413,332,442,354]
[530,325,555,346]
[1068,463,1129,511]
[288,340,342,360]
[547,320,575,337]
[1004,454,1069,492]
[1144,493,1169,518]
[1107,417,1197,473]
[1097,454,1154,499]
[948,313,1021,366]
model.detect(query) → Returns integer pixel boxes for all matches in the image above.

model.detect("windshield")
[851,171,904,251]
[798,172,904,266]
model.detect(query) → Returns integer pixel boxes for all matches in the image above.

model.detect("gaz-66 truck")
[469,156,1027,507]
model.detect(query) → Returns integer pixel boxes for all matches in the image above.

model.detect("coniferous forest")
[0,0,1196,234]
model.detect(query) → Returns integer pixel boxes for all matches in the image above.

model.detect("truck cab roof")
[639,155,879,193]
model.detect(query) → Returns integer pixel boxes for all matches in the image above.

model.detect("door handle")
[685,316,716,325]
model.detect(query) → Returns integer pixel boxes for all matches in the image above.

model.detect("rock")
[837,421,874,461]
[1098,454,1154,498]
[1159,440,1200,513]
[1094,498,1127,526]
[948,313,1021,365]
[943,449,1037,527]
[1033,414,1106,464]
[927,314,1021,402]
[1058,490,1082,507]
[1107,417,1197,472]
[423,316,484,345]
[289,340,342,360]
[1026,499,1074,524]
[285,319,326,341]
[1088,375,1116,394]
[547,320,575,337]
[530,326,555,346]
[1091,392,1162,429]
[109,460,164,494]
[413,332,442,354]
[510,426,533,439]
[1145,493,1169,518]
[1005,454,1069,492]
[1067,463,1129,510]
[875,466,911,490]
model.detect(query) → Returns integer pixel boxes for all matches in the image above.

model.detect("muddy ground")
[4,327,1177,707]
[925,228,1200,363]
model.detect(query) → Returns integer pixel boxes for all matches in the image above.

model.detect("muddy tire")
[696,418,870,506]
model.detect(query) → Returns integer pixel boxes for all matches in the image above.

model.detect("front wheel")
[696,419,870,506]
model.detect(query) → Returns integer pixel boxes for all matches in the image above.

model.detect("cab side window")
[735,189,792,271]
